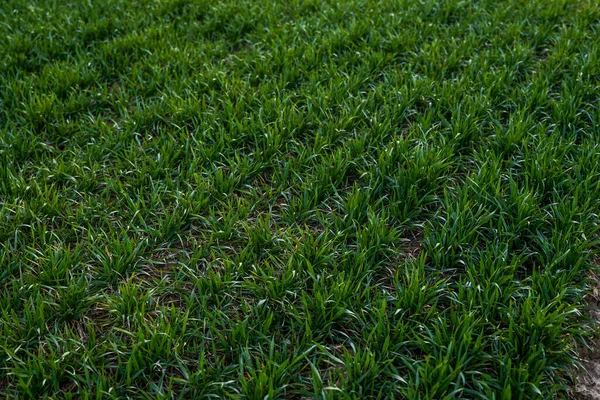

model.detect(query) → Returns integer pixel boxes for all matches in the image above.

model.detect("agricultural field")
[1,0,600,398]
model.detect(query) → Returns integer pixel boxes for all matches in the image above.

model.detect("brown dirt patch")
[403,230,424,260]
[573,258,600,399]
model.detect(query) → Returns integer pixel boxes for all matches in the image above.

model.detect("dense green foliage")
[1,0,600,398]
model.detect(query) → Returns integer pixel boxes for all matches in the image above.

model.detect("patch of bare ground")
[573,257,600,400]
[402,230,424,261]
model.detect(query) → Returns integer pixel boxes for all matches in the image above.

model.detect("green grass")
[1,0,600,398]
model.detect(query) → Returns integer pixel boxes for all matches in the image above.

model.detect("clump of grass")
[1,0,600,397]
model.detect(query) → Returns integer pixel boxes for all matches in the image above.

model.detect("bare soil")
[574,267,600,399]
